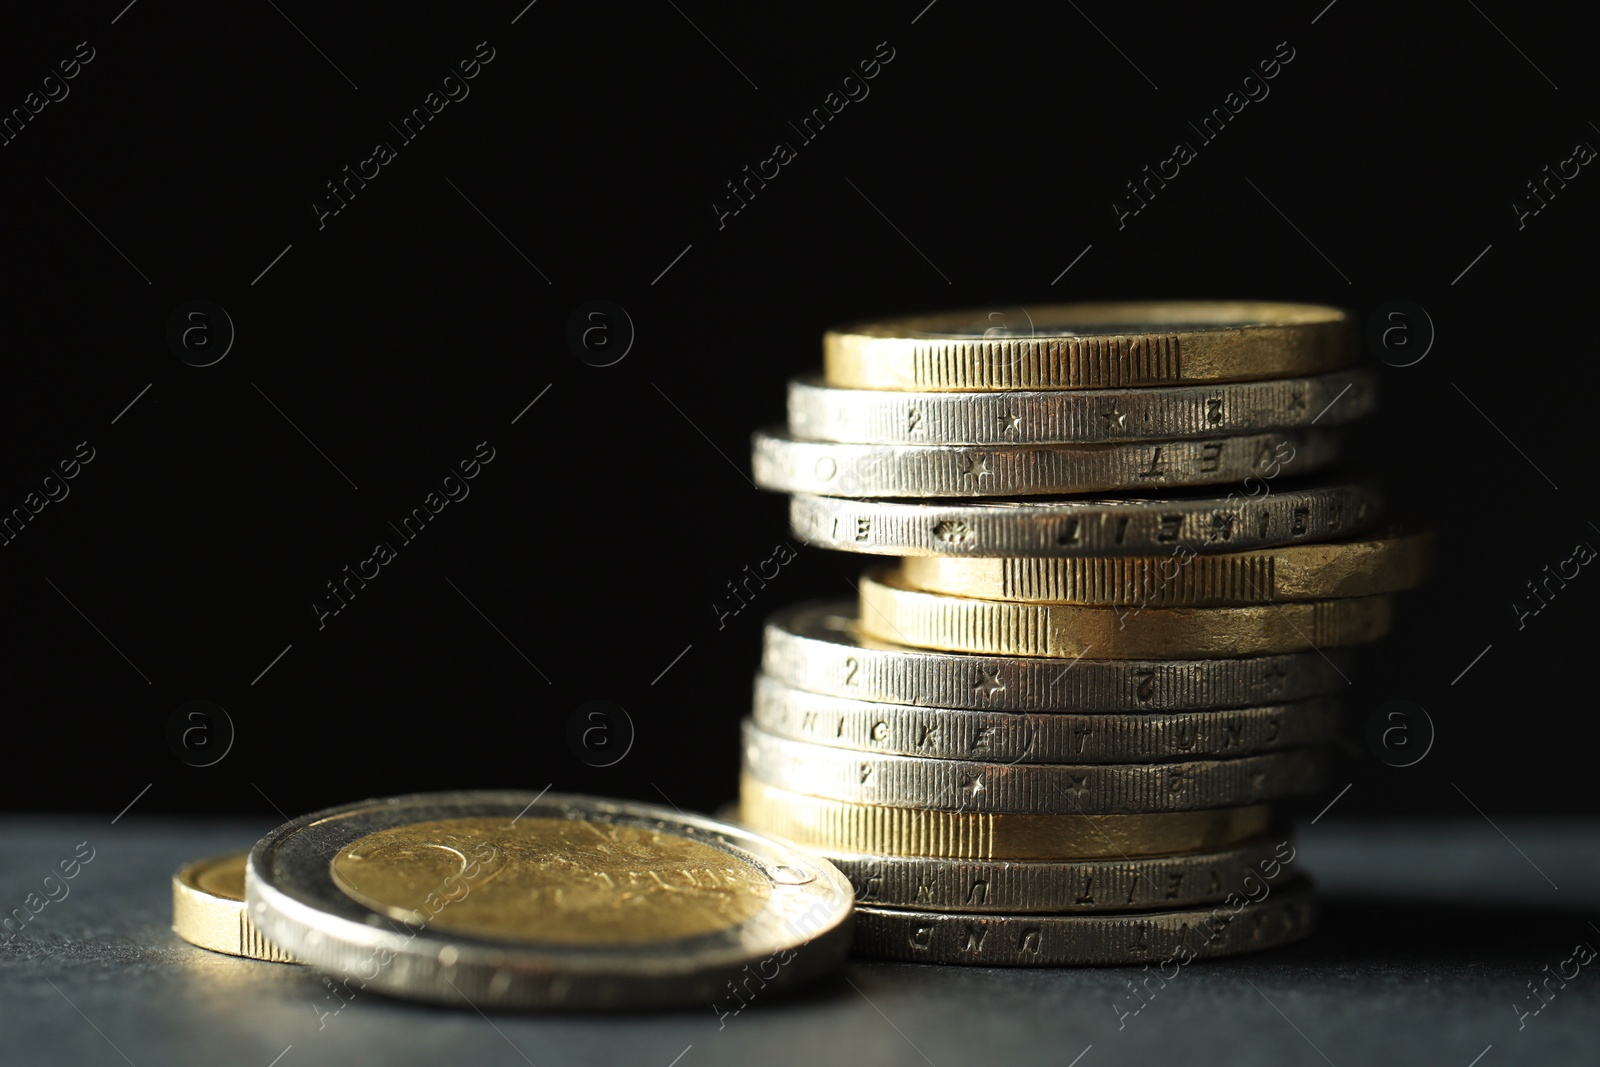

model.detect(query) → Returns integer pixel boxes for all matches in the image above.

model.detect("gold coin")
[858,565,1393,658]
[738,775,1272,860]
[329,817,771,945]
[824,301,1354,391]
[898,529,1434,606]
[171,851,295,962]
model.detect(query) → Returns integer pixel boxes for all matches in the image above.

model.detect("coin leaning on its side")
[245,791,854,1010]
[751,425,1343,497]
[785,369,1375,444]
[762,602,1354,711]
[850,877,1317,965]
[790,480,1382,557]
[750,674,1340,763]
[823,301,1356,391]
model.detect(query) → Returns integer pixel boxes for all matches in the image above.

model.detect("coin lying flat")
[851,877,1317,965]
[172,851,296,962]
[790,481,1381,557]
[738,775,1273,860]
[742,720,1326,814]
[898,528,1434,606]
[762,603,1353,711]
[751,674,1339,763]
[825,838,1292,913]
[824,301,1355,391]
[858,566,1394,658]
[751,425,1343,497]
[786,369,1375,444]
[246,791,854,1009]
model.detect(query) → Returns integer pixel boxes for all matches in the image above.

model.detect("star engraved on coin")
[960,453,992,478]
[973,669,1006,699]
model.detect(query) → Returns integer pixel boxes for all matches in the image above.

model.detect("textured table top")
[1,815,1595,1067]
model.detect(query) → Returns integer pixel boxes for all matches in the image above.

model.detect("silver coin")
[790,480,1380,556]
[851,877,1316,965]
[762,602,1353,712]
[246,791,854,1010]
[741,720,1327,814]
[753,425,1342,497]
[823,838,1293,912]
[786,370,1375,445]
[750,674,1339,763]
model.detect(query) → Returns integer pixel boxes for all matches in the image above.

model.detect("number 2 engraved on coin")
[843,657,860,686]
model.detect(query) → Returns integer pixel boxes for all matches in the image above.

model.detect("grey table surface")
[1,815,1596,1067]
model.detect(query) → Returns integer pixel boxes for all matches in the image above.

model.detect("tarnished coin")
[790,481,1381,557]
[741,720,1327,814]
[762,602,1353,711]
[246,791,854,1010]
[851,877,1317,965]
[172,851,296,962]
[738,776,1274,860]
[750,674,1339,763]
[824,301,1354,391]
[824,838,1293,913]
[751,425,1342,497]
[786,369,1375,444]
[898,528,1435,606]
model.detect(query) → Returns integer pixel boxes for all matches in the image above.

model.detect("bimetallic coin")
[752,426,1342,498]
[762,603,1353,712]
[824,301,1355,391]
[791,481,1382,557]
[751,674,1339,763]
[851,878,1317,965]
[899,528,1434,606]
[247,791,854,1009]
[172,851,296,962]
[741,720,1326,814]
[825,838,1292,913]
[786,370,1375,444]
[738,776,1273,860]
[858,566,1394,658]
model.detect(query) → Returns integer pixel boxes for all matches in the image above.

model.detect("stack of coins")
[740,302,1431,965]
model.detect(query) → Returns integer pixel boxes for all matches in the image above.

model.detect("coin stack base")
[739,302,1429,965]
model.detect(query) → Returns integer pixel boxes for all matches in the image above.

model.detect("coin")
[858,566,1394,658]
[752,426,1342,498]
[825,838,1290,912]
[786,369,1375,444]
[763,602,1352,711]
[850,877,1317,965]
[246,791,854,1009]
[790,481,1382,556]
[898,528,1434,605]
[824,301,1354,391]
[171,851,296,962]
[738,776,1273,860]
[741,720,1327,814]
[751,674,1339,762]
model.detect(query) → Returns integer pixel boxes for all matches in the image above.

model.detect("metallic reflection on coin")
[330,817,770,944]
[247,791,854,1009]
[171,851,296,962]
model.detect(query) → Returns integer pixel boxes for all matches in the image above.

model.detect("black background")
[1,1,1595,821]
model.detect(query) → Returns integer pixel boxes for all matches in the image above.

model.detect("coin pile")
[740,301,1431,965]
